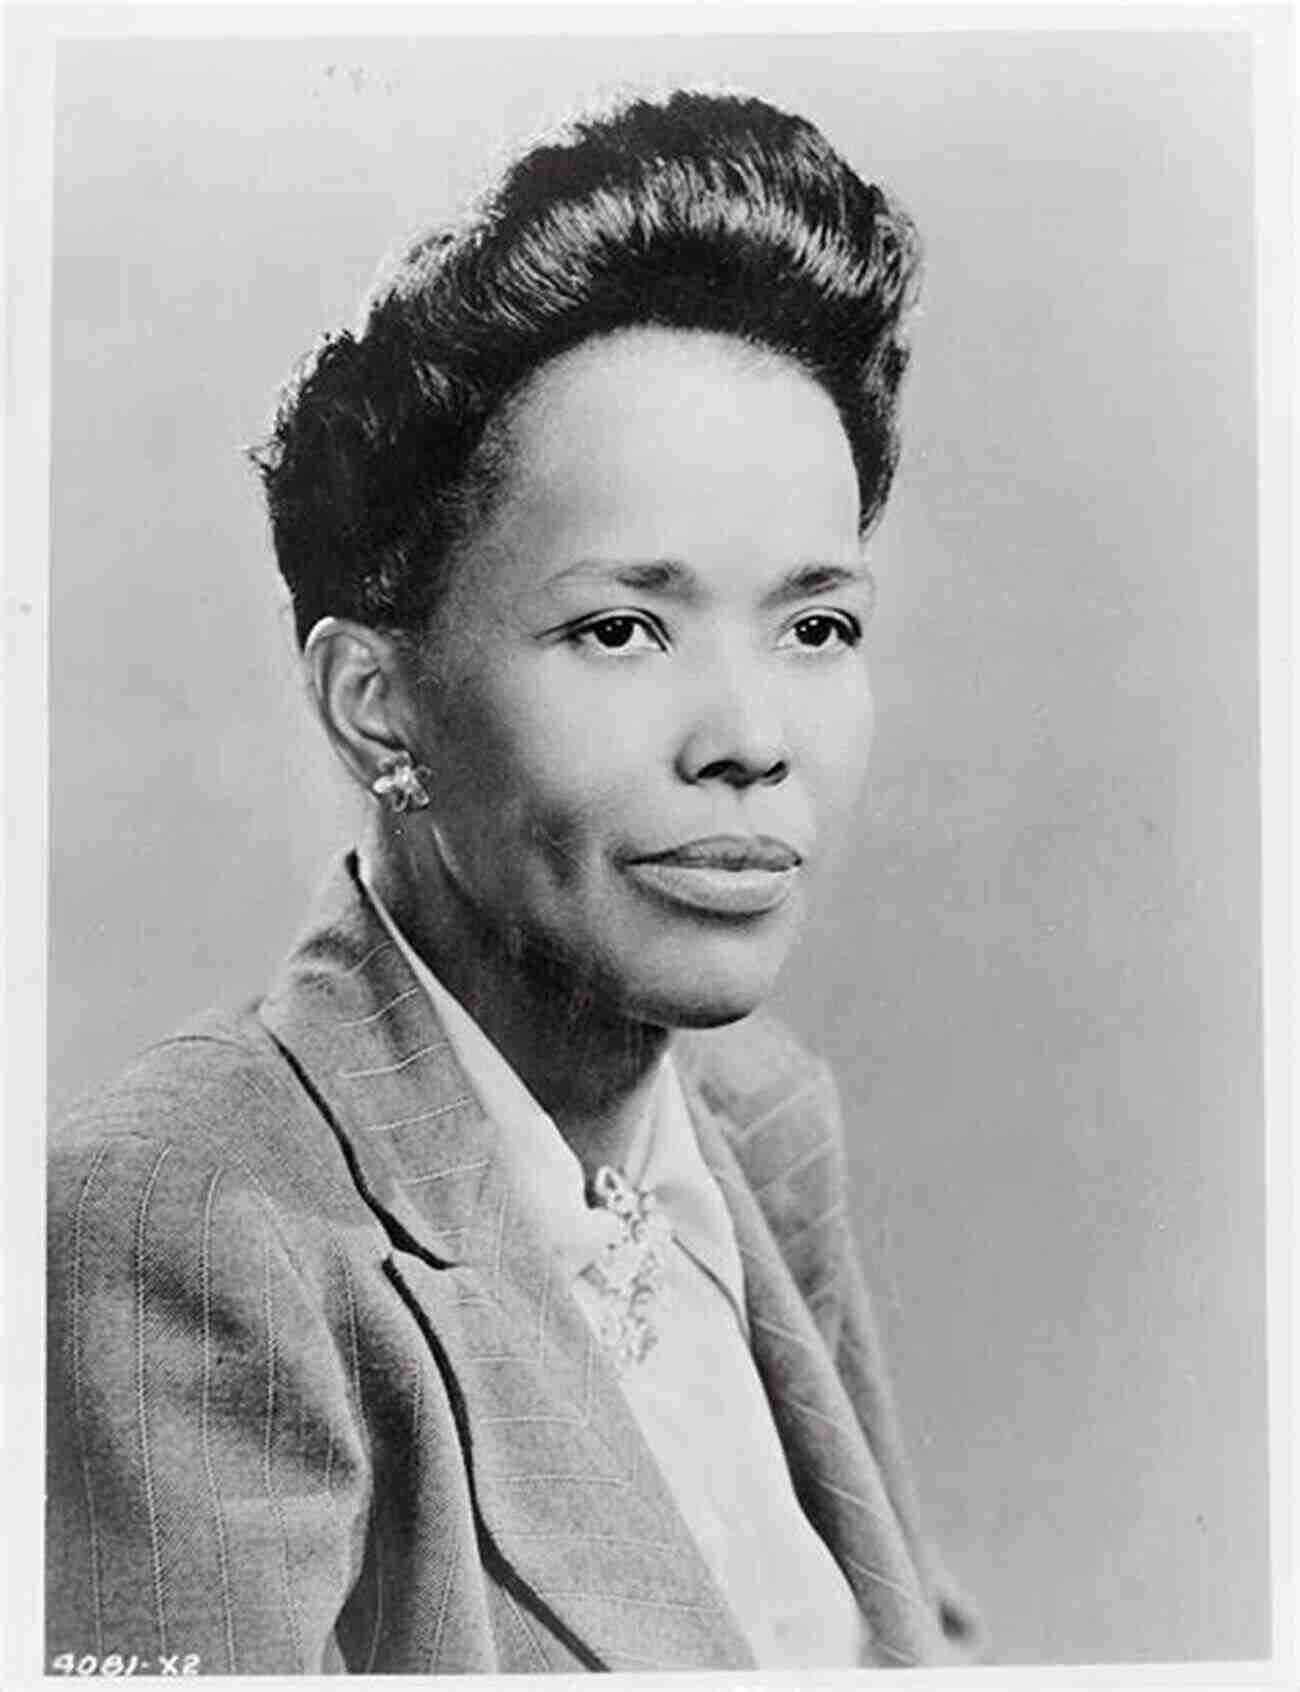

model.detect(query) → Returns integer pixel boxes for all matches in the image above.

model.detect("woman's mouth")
[621,835,802,917]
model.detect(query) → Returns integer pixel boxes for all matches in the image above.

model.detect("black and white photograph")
[4,5,1289,1683]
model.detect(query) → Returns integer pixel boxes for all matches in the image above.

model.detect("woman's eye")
[780,612,862,652]
[570,615,665,654]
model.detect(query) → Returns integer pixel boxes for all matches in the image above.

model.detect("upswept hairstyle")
[253,89,923,647]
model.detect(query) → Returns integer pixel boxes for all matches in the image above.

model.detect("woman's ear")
[302,617,420,796]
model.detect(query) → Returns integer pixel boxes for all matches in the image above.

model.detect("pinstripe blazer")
[46,854,980,1674]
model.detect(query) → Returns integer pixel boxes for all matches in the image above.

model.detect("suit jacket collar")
[258,855,940,1669]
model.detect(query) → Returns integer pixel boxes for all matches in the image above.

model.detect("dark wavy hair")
[252,89,923,647]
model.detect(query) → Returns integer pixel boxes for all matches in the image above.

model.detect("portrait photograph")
[3,4,1290,1685]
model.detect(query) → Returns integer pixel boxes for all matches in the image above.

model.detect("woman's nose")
[675,666,790,789]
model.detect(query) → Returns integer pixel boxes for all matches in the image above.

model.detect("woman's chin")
[614,945,791,1031]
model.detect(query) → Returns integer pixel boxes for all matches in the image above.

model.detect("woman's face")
[410,328,874,1028]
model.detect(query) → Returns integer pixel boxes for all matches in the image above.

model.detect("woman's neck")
[362,820,670,1180]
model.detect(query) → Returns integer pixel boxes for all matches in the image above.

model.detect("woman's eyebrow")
[764,563,870,605]
[547,559,700,598]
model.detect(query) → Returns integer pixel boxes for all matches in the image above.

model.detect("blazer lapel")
[258,858,753,1673]
[686,1088,946,1668]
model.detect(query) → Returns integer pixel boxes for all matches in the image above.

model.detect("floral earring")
[371,751,431,813]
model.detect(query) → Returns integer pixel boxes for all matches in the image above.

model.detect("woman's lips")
[621,835,802,917]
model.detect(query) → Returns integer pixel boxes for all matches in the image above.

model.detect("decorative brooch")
[582,1166,674,1373]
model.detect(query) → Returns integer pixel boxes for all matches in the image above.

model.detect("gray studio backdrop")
[49,31,1265,1665]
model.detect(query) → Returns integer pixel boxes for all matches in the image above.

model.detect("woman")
[46,90,980,1674]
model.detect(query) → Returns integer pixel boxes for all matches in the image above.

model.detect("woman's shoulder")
[48,999,371,1258]
[55,1000,292,1148]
